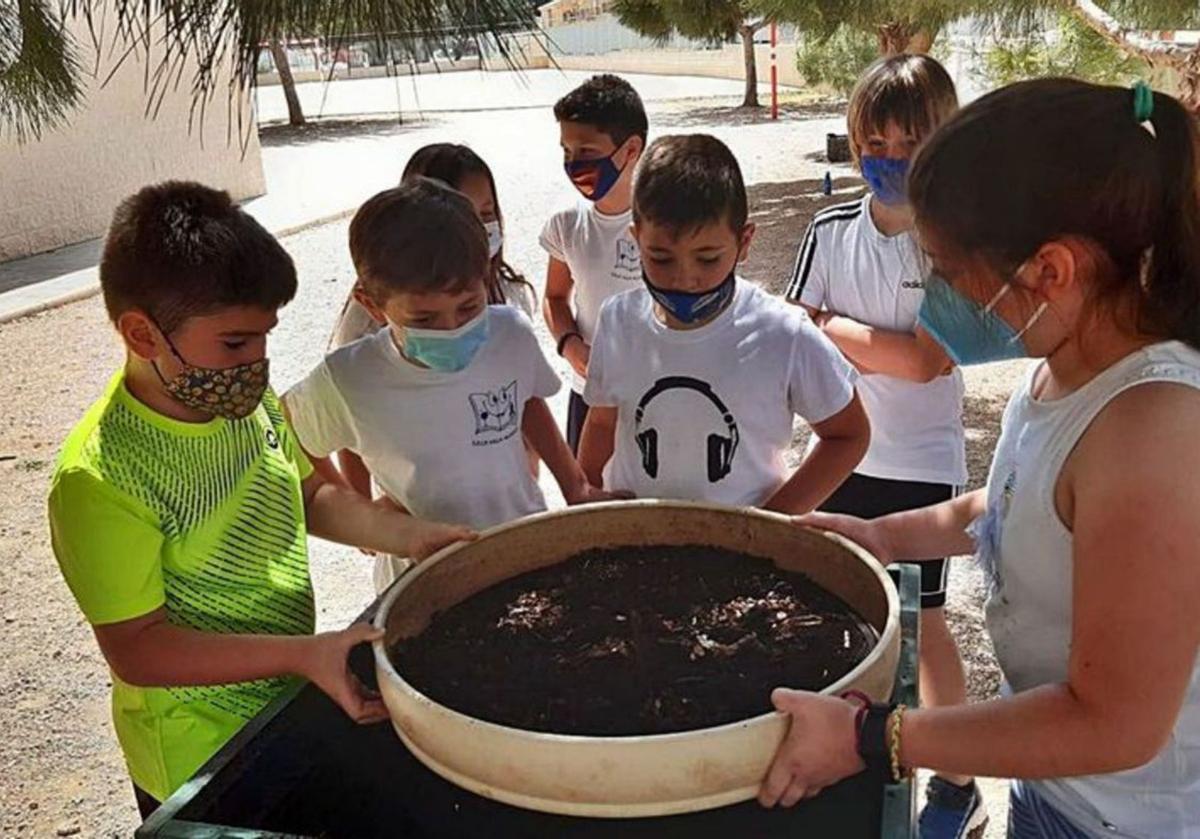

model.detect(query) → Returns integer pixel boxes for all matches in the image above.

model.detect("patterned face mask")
[153,329,270,420]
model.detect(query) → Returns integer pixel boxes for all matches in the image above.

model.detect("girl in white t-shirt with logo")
[785,55,982,837]
[286,179,614,591]
[328,143,539,497]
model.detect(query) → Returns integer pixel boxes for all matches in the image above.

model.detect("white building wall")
[0,4,265,262]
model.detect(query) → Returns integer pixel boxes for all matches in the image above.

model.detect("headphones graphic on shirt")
[634,376,740,483]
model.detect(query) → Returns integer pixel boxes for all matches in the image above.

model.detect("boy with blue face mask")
[285,178,615,591]
[784,55,986,838]
[541,74,648,454]
[579,134,869,513]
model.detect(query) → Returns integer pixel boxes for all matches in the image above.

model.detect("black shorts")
[819,473,956,609]
[566,389,590,455]
[133,783,160,821]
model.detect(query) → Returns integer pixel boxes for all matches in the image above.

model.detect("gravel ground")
[0,92,1024,837]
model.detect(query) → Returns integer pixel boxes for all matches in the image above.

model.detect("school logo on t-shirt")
[614,238,642,283]
[633,376,740,483]
[469,381,520,446]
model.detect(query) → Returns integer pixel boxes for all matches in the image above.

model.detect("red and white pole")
[769,21,778,121]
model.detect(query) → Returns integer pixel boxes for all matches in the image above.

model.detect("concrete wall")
[538,43,807,89]
[0,5,265,262]
[257,57,483,88]
[501,16,806,88]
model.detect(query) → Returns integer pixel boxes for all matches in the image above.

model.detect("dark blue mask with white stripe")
[643,269,736,324]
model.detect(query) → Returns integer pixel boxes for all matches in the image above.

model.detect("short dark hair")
[633,134,747,235]
[349,177,489,300]
[847,54,958,165]
[553,74,648,147]
[100,181,297,333]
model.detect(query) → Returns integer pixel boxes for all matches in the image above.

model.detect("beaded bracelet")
[888,703,910,783]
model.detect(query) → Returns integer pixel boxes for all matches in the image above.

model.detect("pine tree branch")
[1068,0,1192,61]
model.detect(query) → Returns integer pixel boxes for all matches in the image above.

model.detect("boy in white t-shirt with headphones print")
[579,134,869,514]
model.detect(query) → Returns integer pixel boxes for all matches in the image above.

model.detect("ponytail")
[1140,91,1200,348]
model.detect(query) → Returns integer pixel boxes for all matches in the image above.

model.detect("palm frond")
[2,0,537,139]
[0,0,84,142]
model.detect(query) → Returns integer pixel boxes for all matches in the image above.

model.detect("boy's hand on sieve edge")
[564,482,634,506]
[302,624,390,725]
[407,520,478,563]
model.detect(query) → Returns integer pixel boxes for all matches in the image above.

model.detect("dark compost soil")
[391,545,879,736]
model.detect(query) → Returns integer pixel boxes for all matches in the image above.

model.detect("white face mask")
[484,220,503,259]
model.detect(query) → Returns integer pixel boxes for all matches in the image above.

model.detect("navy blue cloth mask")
[643,270,736,325]
[859,155,910,206]
[564,150,625,202]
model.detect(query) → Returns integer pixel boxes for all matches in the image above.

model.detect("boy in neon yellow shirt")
[47,182,472,818]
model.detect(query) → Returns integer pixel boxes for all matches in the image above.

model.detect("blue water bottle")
[823,170,833,196]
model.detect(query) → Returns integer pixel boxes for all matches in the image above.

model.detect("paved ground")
[0,73,1017,837]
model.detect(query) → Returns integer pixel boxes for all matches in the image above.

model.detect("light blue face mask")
[399,308,490,372]
[859,155,910,206]
[917,274,1048,366]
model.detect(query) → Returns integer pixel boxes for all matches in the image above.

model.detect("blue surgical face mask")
[859,155,910,206]
[643,269,736,325]
[398,308,490,372]
[563,142,629,202]
[917,274,1048,366]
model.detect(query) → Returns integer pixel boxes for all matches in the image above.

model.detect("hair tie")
[1133,80,1155,123]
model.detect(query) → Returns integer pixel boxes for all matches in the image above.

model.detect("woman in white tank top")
[757,79,1200,838]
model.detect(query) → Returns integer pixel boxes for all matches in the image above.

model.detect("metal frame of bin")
[138,564,921,838]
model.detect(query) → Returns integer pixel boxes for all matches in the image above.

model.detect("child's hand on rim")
[759,690,865,807]
[791,512,895,565]
[406,520,477,562]
[564,482,634,506]
[300,624,391,725]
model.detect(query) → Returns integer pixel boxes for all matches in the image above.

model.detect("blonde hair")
[847,54,958,165]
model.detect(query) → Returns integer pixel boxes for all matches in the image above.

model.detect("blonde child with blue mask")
[785,55,981,838]
[286,179,615,592]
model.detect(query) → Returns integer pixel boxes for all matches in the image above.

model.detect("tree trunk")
[1180,44,1200,114]
[908,29,935,55]
[740,26,759,108]
[874,22,935,56]
[877,22,912,56]
[269,37,305,127]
